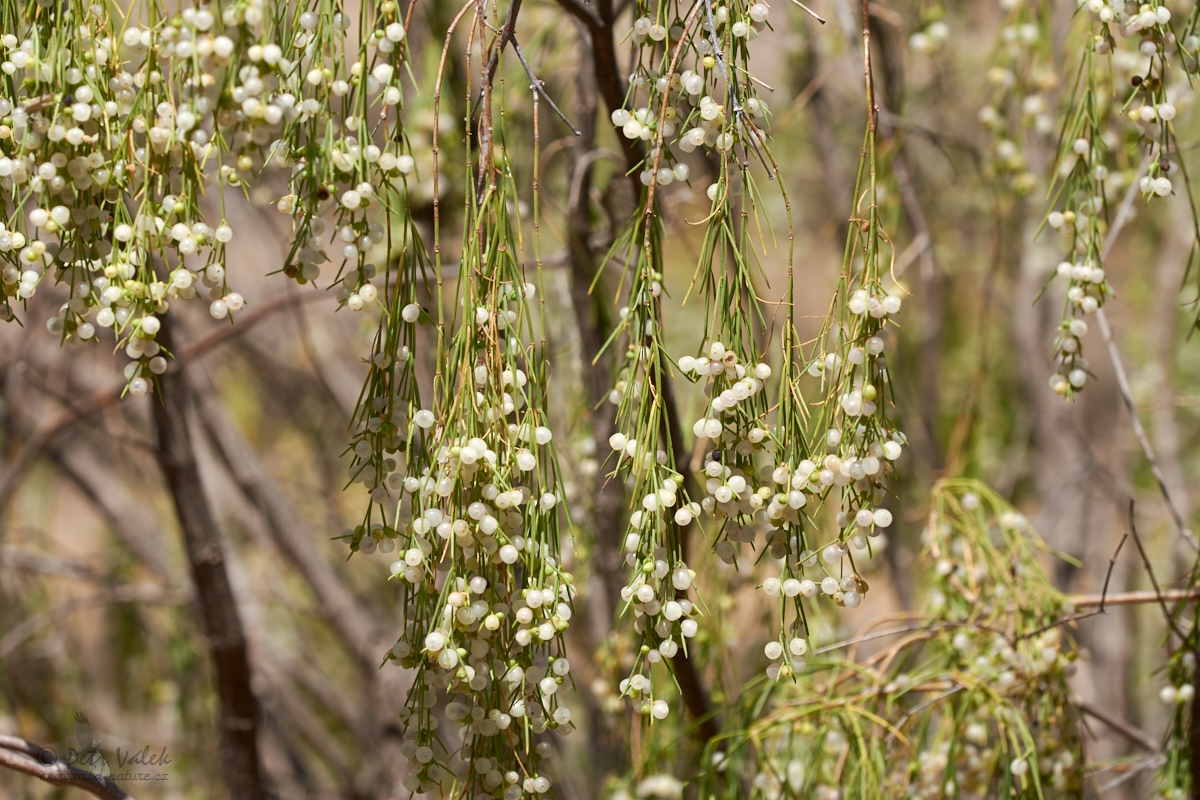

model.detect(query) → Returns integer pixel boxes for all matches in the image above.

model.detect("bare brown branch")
[0,734,135,800]
[152,312,266,800]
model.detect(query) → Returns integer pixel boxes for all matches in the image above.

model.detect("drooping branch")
[557,1,718,744]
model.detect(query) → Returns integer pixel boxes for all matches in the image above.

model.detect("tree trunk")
[152,317,266,800]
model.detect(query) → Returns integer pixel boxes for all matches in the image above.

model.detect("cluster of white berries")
[686,330,900,682]
[1140,169,1175,197]
[1159,646,1199,797]
[786,276,905,643]
[1130,99,1177,125]
[793,453,901,501]
[1159,682,1196,706]
[904,705,1074,798]
[605,0,855,717]
[809,365,904,459]
[396,714,557,798]
[607,0,797,702]
[600,212,706,717]
[606,419,699,721]
[682,341,771,451]
[0,0,422,398]
[908,20,950,55]
[327,220,387,310]
[352,403,554,523]
[1046,250,1108,397]
[683,340,778,580]
[610,2,775,190]
[371,374,574,791]
[974,1,1060,196]
[704,483,1089,798]
[335,121,567,795]
[600,0,806,700]
[617,555,699,720]
[1053,259,1106,313]
[391,558,575,709]
[922,487,1086,794]
[25,210,242,394]
[0,15,471,784]
[345,280,543,507]
[1042,0,1199,404]
[944,631,1080,791]
[683,337,826,684]
[629,3,770,48]
[1041,91,1110,399]
[612,86,768,187]
[1073,1,1185,209]
[275,124,417,289]
[761,636,808,681]
[1047,265,1100,397]
[848,289,901,319]
[1079,0,1170,28]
